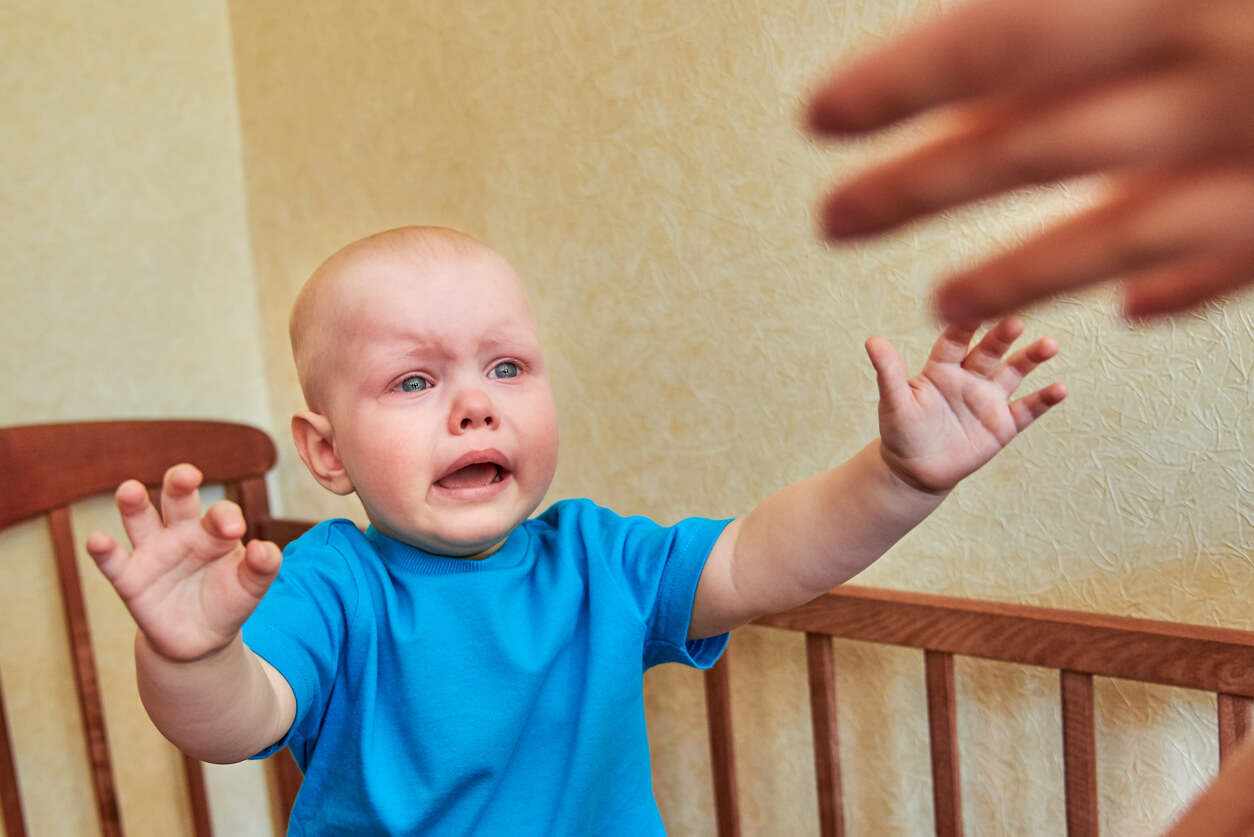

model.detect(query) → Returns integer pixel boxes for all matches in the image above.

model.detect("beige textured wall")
[6,0,1254,834]
[1,1,274,834]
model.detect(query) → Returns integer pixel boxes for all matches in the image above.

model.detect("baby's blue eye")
[490,362,519,379]
[398,375,431,392]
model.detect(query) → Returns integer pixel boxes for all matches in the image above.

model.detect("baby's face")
[313,248,559,557]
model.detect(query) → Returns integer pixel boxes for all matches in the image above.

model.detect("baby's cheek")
[530,420,560,484]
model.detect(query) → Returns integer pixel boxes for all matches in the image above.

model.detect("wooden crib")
[705,586,1254,836]
[3,419,1251,835]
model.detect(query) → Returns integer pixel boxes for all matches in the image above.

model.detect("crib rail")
[702,585,1254,837]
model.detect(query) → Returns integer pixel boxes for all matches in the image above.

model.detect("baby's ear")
[291,411,355,496]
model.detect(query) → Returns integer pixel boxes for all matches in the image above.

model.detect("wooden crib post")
[805,633,845,837]
[925,650,962,837]
[1061,670,1098,837]
[704,657,741,837]
[1218,694,1254,765]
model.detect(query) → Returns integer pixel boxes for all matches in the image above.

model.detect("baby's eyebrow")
[372,321,540,361]
[478,328,542,353]
[400,338,449,355]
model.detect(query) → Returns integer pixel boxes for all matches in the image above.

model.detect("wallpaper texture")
[5,0,1254,834]
[1,1,273,834]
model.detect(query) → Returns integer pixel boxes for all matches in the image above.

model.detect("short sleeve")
[546,500,731,671]
[636,513,731,669]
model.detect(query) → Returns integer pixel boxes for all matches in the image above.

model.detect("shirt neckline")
[364,523,531,574]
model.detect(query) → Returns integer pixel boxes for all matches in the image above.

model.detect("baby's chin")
[369,517,513,560]
[440,537,509,561]
[363,492,547,559]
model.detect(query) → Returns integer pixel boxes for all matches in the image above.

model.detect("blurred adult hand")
[807,0,1254,321]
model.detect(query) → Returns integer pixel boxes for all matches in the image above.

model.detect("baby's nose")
[449,386,497,433]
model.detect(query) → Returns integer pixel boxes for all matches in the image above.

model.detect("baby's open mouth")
[436,463,505,490]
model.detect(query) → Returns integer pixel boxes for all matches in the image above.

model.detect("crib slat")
[1061,670,1098,837]
[227,477,271,542]
[266,750,303,836]
[704,657,741,837]
[924,650,962,837]
[805,634,844,837]
[1218,693,1253,765]
[48,507,124,836]
[182,753,213,836]
[0,669,28,837]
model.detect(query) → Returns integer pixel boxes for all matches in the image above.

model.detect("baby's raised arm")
[86,464,294,763]
[690,318,1065,638]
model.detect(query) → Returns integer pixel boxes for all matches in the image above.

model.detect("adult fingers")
[819,67,1214,240]
[1121,249,1254,318]
[806,0,1172,135]
[934,166,1254,322]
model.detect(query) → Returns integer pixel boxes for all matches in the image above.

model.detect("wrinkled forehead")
[289,230,536,408]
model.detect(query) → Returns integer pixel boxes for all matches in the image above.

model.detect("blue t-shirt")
[242,498,730,835]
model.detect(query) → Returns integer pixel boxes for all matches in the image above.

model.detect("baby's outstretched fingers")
[864,335,911,414]
[160,463,207,526]
[926,322,982,365]
[239,539,282,600]
[992,335,1061,393]
[201,499,248,544]
[85,530,129,583]
[1009,381,1069,431]
[961,317,1027,377]
[114,478,164,548]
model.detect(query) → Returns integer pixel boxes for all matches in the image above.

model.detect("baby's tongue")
[437,463,499,489]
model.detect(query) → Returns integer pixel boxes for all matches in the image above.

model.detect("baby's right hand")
[86,463,282,662]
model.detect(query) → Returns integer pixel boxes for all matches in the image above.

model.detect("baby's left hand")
[868,317,1067,494]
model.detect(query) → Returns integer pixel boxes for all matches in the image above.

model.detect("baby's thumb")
[238,539,282,600]
[865,336,909,407]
